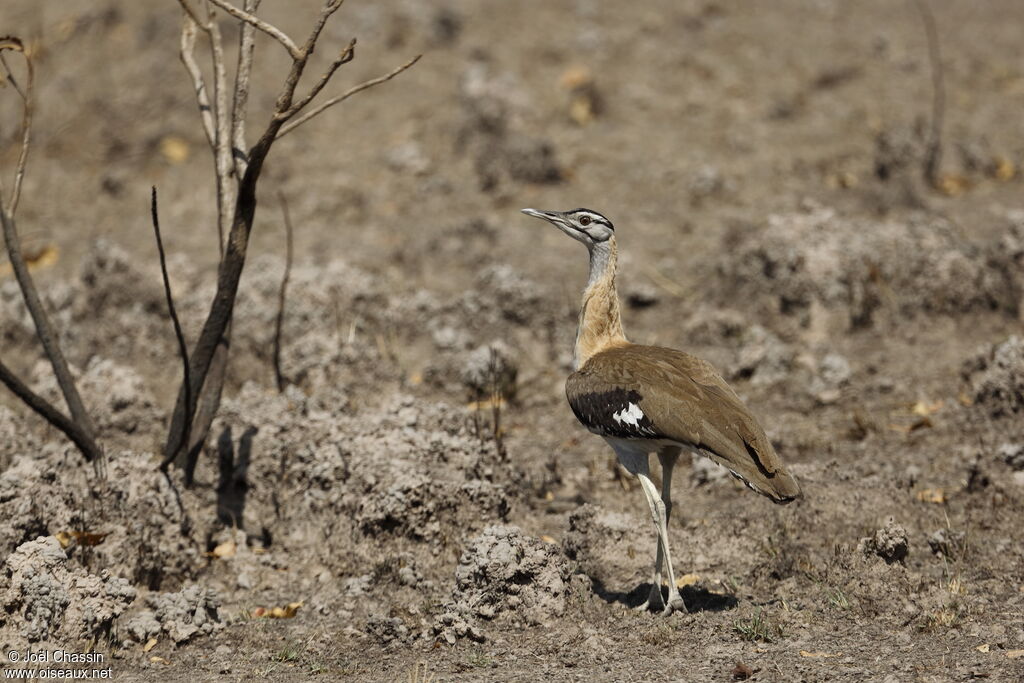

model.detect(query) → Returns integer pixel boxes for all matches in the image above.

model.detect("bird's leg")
[612,444,680,615]
[638,473,688,615]
[633,474,666,612]
[638,474,686,616]
[658,447,687,614]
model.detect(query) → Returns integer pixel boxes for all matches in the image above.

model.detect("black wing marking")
[566,386,658,439]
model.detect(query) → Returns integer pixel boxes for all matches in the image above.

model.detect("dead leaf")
[911,400,943,417]
[889,416,932,433]
[958,393,974,407]
[73,531,106,546]
[254,601,303,619]
[825,172,858,189]
[992,156,1015,181]
[937,174,971,196]
[559,65,592,90]
[149,656,169,665]
[975,643,990,653]
[916,488,946,505]
[159,136,190,164]
[0,37,25,54]
[1,245,60,278]
[540,535,556,544]
[731,661,753,681]
[55,530,107,548]
[675,573,700,589]
[208,540,236,559]
[569,95,595,125]
[142,638,157,653]
[1006,650,1024,659]
[466,397,506,412]
[799,650,841,658]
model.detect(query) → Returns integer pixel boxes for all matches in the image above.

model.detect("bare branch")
[181,334,229,484]
[179,18,217,152]
[0,36,33,216]
[151,188,192,471]
[175,0,211,29]
[300,0,347,58]
[911,0,944,189]
[287,38,356,117]
[0,38,98,459]
[278,54,421,138]
[0,52,27,101]
[0,206,98,451]
[273,191,294,393]
[0,359,102,462]
[208,15,234,253]
[205,0,302,59]
[230,0,262,178]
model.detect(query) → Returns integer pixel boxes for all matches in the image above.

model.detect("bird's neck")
[575,237,627,370]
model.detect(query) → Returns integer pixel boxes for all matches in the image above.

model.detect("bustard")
[522,207,801,616]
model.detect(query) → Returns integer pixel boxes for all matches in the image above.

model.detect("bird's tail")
[704,446,802,504]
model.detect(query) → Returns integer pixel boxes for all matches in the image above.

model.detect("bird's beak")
[521,207,574,232]
[521,208,557,222]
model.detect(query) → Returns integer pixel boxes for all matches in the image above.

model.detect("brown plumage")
[567,344,801,503]
[522,206,801,615]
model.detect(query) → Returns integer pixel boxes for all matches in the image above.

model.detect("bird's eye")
[579,215,592,226]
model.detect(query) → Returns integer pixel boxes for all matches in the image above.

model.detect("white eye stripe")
[568,209,613,230]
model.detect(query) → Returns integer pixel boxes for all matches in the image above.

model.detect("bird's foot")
[659,594,688,617]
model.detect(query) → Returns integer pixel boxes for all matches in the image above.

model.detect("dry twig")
[151,188,192,469]
[279,54,422,138]
[911,0,945,189]
[0,37,101,463]
[273,191,294,393]
[205,0,302,58]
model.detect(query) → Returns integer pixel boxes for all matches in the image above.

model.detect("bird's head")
[521,207,614,249]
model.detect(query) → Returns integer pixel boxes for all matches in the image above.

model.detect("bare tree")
[159,0,419,476]
[0,37,103,465]
[0,2,418,473]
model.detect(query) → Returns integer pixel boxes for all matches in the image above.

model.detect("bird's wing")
[566,344,801,502]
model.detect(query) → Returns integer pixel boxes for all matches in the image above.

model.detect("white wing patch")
[612,402,646,428]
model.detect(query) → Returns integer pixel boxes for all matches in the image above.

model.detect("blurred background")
[2,1,1023,679]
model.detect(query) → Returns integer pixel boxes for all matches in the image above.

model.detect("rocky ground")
[1,0,1024,681]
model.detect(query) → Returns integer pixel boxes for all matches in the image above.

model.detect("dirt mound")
[449,525,572,626]
[212,386,515,554]
[459,340,519,402]
[0,449,210,591]
[120,585,222,645]
[962,336,1024,417]
[720,205,1017,332]
[0,406,37,471]
[857,518,910,564]
[0,536,135,649]
[563,504,642,588]
[31,357,159,439]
